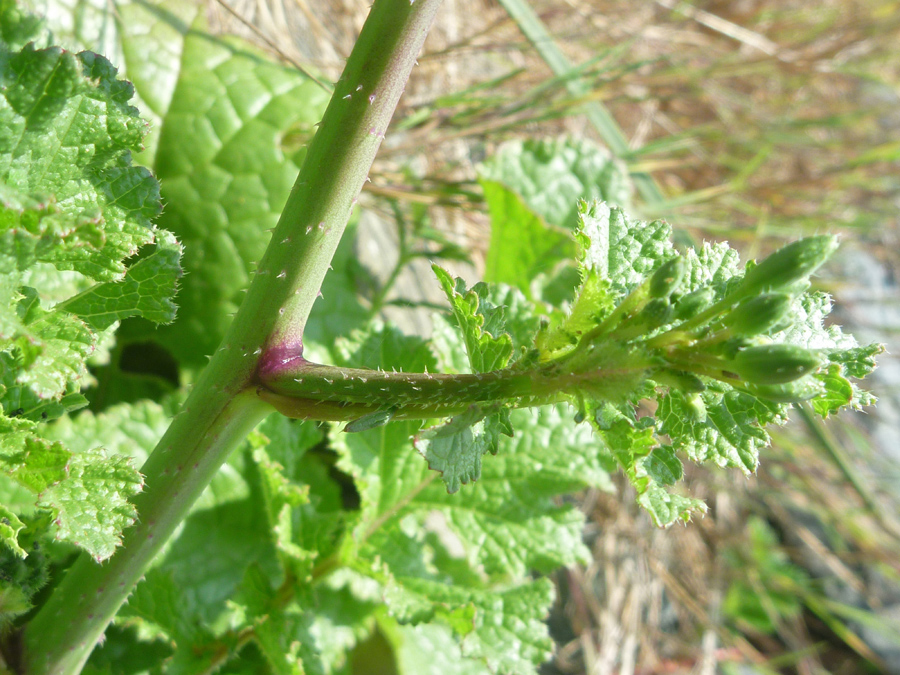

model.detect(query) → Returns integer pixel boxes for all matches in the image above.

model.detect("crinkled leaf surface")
[111,416,335,674]
[410,405,610,576]
[0,421,70,494]
[575,201,674,296]
[117,567,227,674]
[479,137,632,229]
[40,0,362,364]
[658,388,783,475]
[424,270,527,492]
[0,47,159,281]
[0,504,26,558]
[550,204,880,525]
[37,446,143,560]
[329,325,612,674]
[383,575,556,675]
[57,229,182,330]
[39,0,203,164]
[380,617,487,675]
[12,310,96,401]
[433,265,513,374]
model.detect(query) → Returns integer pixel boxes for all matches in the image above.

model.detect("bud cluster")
[549,235,839,405]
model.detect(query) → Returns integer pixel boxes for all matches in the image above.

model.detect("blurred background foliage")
[37,0,900,672]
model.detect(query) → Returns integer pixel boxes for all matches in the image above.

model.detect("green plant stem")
[21,1,443,671]
[256,356,652,423]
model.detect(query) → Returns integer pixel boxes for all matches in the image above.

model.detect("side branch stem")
[256,358,652,423]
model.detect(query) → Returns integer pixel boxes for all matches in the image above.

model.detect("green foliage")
[0,19,181,578]
[479,137,632,229]
[478,137,630,296]
[412,202,878,528]
[0,4,881,673]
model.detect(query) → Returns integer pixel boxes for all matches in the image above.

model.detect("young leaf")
[56,229,183,331]
[415,406,496,493]
[433,265,513,373]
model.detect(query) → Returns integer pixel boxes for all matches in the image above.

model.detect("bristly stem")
[21,1,443,672]
[255,354,656,424]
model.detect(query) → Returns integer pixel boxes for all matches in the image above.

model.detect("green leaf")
[13,310,96,400]
[0,505,25,558]
[658,389,782,475]
[152,494,280,626]
[39,399,171,463]
[1,351,89,422]
[433,265,513,373]
[0,28,180,566]
[379,616,488,675]
[384,576,556,675]
[0,47,160,281]
[251,442,314,580]
[644,445,683,486]
[592,406,705,526]
[326,324,605,673]
[680,241,742,295]
[118,567,225,674]
[0,0,45,50]
[575,201,674,297]
[830,343,882,380]
[37,446,143,561]
[343,404,608,580]
[479,137,632,229]
[812,364,873,417]
[119,567,204,644]
[231,564,320,675]
[481,179,572,294]
[413,405,609,575]
[774,293,881,416]
[0,517,50,623]
[415,406,502,494]
[535,202,675,360]
[0,417,70,493]
[57,229,183,330]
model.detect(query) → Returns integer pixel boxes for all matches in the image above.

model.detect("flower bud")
[685,392,707,423]
[673,287,715,321]
[722,293,794,337]
[736,235,837,299]
[748,376,825,403]
[655,369,706,393]
[649,257,686,299]
[640,298,673,327]
[732,343,822,385]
